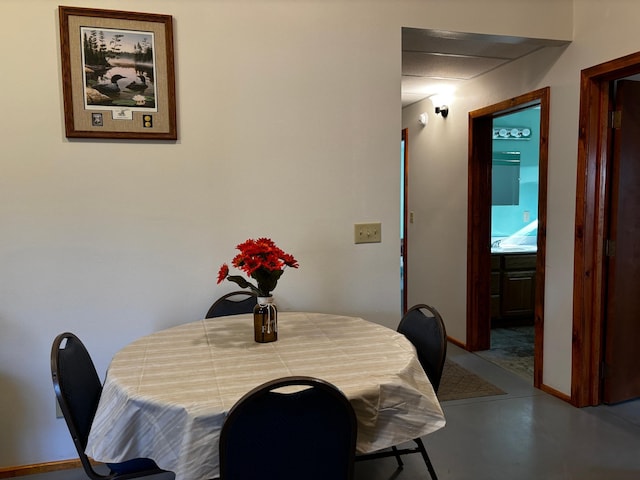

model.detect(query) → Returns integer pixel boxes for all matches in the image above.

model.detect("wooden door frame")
[572,51,640,407]
[467,87,550,390]
[401,128,409,315]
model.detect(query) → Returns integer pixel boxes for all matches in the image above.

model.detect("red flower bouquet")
[217,238,299,297]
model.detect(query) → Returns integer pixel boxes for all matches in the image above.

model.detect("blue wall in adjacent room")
[491,107,540,239]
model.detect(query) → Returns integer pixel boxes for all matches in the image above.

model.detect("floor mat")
[438,358,506,401]
[476,326,534,381]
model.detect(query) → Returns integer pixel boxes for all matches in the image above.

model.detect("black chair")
[51,332,172,480]
[219,376,358,480]
[205,290,258,318]
[355,303,447,480]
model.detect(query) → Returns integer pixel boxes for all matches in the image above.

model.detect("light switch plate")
[354,222,382,244]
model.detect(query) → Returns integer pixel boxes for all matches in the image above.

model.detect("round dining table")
[85,312,446,480]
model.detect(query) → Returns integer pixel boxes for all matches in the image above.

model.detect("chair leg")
[391,445,404,468]
[414,438,438,480]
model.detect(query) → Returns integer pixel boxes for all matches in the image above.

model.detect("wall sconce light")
[429,92,452,119]
[435,105,449,118]
[418,113,428,127]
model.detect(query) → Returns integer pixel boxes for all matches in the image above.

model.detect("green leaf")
[252,268,283,297]
[226,275,260,295]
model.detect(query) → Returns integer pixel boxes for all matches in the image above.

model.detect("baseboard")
[447,335,466,349]
[0,459,82,478]
[540,383,572,404]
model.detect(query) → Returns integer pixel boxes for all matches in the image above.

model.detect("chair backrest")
[398,304,448,393]
[219,376,358,480]
[205,291,258,318]
[51,332,104,476]
[52,333,171,480]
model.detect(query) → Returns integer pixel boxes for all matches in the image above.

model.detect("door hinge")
[605,239,616,257]
[611,110,622,129]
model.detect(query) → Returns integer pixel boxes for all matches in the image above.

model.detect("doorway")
[401,128,408,315]
[472,108,540,380]
[467,88,550,390]
[573,52,640,407]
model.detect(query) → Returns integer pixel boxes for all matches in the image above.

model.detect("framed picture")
[59,6,177,140]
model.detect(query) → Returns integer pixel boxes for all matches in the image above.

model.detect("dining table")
[85,311,446,480]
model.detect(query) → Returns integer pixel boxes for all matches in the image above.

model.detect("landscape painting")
[82,27,158,111]
[59,6,177,139]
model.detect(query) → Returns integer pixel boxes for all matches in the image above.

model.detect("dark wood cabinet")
[491,253,536,326]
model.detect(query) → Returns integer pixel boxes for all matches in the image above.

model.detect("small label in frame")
[91,113,103,127]
[112,108,133,120]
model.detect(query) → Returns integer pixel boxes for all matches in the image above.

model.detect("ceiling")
[401,28,568,107]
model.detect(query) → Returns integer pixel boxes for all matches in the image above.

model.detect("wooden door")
[501,271,536,317]
[603,79,640,404]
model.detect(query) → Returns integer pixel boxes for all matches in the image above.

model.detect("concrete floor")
[21,344,640,480]
[356,344,640,480]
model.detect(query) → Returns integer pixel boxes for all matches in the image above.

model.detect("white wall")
[0,0,572,469]
[403,0,640,395]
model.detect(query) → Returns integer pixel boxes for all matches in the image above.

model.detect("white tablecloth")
[86,312,446,480]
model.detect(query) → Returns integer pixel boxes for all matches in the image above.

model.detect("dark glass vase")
[254,296,277,343]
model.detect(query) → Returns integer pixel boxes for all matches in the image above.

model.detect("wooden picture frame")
[59,6,177,140]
